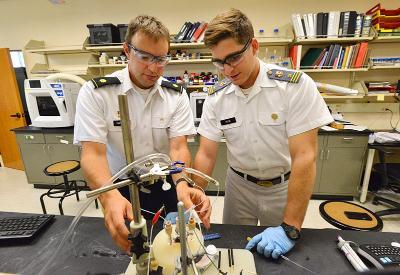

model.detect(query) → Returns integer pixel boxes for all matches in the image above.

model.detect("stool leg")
[95,198,99,209]
[58,196,65,215]
[40,193,47,214]
[73,181,80,201]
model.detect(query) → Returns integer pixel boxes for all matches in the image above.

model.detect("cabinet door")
[318,147,366,195]
[19,143,54,184]
[313,136,325,193]
[47,144,84,183]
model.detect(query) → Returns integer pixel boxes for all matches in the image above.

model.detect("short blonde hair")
[125,15,170,45]
[204,9,254,48]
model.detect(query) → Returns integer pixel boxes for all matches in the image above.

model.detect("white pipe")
[46,73,86,86]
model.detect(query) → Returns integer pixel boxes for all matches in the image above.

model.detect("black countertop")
[0,212,399,275]
[12,126,373,136]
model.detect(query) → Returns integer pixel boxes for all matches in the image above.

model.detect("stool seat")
[40,160,98,215]
[319,200,383,231]
[44,160,80,176]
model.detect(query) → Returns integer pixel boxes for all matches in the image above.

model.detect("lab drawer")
[326,136,368,148]
[45,133,74,144]
[16,133,45,144]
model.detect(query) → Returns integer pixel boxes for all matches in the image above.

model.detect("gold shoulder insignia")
[161,80,183,93]
[209,78,232,95]
[90,77,121,89]
[267,69,302,84]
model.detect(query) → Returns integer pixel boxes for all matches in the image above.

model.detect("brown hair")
[125,15,170,45]
[204,8,254,48]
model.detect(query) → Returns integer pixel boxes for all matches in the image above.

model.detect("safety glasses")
[211,39,252,70]
[128,44,171,66]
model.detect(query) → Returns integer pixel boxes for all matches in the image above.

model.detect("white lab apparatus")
[25,79,80,128]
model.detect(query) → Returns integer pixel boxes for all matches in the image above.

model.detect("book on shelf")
[291,10,372,39]
[299,42,369,69]
[173,21,208,43]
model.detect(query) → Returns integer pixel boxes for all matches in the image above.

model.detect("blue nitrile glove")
[245,226,295,259]
[164,211,190,226]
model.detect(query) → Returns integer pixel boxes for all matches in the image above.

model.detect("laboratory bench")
[12,126,373,198]
[0,211,398,275]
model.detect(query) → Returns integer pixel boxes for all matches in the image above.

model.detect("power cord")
[384,108,400,132]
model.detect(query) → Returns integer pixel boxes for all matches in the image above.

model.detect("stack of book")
[172,21,208,43]
[366,82,398,94]
[291,11,372,39]
[291,42,369,69]
[370,57,400,67]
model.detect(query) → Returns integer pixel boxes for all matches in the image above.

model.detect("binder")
[347,11,358,36]
[338,12,344,37]
[317,12,324,38]
[322,13,329,38]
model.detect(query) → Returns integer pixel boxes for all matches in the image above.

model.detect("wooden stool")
[40,160,98,215]
[319,200,383,231]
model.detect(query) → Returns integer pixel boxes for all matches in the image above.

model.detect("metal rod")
[178,201,188,275]
[86,179,133,198]
[118,94,141,225]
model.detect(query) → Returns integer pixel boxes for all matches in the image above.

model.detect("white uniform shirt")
[74,67,196,175]
[197,60,333,179]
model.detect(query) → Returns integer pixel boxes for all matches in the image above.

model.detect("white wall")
[1,0,399,49]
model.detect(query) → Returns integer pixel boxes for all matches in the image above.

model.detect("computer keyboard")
[0,214,54,242]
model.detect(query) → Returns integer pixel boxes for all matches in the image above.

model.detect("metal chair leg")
[95,198,99,209]
[58,196,65,215]
[40,193,47,214]
[72,181,80,201]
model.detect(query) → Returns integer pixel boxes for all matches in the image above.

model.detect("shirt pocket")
[258,111,286,126]
[152,115,170,153]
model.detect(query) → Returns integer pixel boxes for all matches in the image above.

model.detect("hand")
[176,182,211,229]
[100,191,133,254]
[245,226,295,259]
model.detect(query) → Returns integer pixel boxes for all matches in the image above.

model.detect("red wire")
[151,206,165,225]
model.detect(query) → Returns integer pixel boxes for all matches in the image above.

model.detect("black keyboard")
[0,214,54,242]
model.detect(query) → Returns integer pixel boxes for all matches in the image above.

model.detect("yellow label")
[377,94,385,101]
[99,79,107,83]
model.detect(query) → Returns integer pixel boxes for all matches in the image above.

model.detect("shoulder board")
[208,78,232,95]
[161,80,183,93]
[90,77,121,89]
[267,69,302,84]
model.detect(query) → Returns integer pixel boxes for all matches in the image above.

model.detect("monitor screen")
[36,96,60,116]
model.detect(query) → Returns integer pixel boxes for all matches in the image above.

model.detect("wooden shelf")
[301,68,369,73]
[371,36,400,43]
[365,93,398,98]
[257,37,293,46]
[321,94,364,99]
[88,63,126,68]
[25,40,88,54]
[370,65,400,70]
[169,59,212,64]
[294,36,374,45]
[85,45,123,52]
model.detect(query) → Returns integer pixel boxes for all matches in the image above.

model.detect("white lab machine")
[24,74,85,128]
[190,91,207,126]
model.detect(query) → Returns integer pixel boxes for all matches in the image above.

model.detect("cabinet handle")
[343,137,353,141]
[42,144,47,153]
[56,135,65,138]
[325,149,330,160]
[319,149,324,160]
[47,145,52,152]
